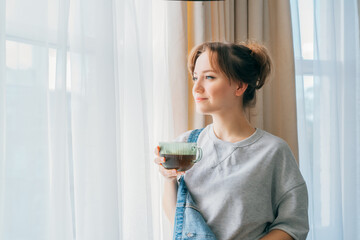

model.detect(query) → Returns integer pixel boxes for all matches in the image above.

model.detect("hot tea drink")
[161,154,197,171]
[159,142,203,172]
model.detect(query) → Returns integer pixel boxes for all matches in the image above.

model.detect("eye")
[192,76,198,81]
[206,75,215,80]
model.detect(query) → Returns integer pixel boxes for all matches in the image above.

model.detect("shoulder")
[256,130,306,195]
[255,129,295,162]
[254,129,304,177]
[258,129,291,150]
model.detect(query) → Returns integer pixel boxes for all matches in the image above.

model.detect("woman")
[154,42,309,240]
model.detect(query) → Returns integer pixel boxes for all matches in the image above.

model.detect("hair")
[188,41,272,108]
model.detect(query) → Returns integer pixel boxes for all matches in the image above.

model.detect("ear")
[235,82,248,97]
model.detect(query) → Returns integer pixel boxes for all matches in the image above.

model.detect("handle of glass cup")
[193,147,203,163]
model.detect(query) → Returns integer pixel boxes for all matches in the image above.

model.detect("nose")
[193,78,204,94]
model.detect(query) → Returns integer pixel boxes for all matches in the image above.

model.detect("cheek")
[208,83,232,99]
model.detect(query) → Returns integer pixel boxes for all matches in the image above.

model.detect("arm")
[260,229,294,240]
[154,146,184,225]
[264,144,309,240]
[264,183,309,240]
[162,178,178,225]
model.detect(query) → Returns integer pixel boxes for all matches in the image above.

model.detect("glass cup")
[159,142,203,171]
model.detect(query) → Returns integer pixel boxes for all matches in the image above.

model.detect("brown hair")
[188,41,272,108]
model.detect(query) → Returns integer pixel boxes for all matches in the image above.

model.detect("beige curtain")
[166,0,298,161]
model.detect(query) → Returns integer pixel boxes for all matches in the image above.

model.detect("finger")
[154,156,165,165]
[177,171,186,176]
[154,146,160,156]
[159,166,178,178]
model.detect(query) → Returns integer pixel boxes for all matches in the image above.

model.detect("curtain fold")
[152,1,174,238]
[0,0,6,237]
[166,2,189,136]
[69,1,120,239]
[48,0,73,239]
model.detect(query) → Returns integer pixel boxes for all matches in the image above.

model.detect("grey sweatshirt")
[175,124,309,240]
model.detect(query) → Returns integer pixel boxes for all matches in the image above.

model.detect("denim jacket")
[173,129,217,240]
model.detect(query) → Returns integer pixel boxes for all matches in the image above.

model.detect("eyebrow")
[193,70,216,75]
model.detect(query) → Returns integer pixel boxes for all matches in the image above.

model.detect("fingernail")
[157,146,160,152]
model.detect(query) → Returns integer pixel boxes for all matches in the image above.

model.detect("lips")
[195,97,208,102]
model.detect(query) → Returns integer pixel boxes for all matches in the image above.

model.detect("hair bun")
[245,42,272,89]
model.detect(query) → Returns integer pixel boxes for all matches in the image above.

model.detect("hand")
[154,146,185,182]
[259,230,294,240]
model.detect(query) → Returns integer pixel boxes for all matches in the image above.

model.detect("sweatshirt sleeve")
[266,139,309,240]
[268,179,309,240]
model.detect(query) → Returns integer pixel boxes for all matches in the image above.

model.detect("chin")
[195,106,212,115]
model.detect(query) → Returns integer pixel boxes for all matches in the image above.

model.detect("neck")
[211,109,255,143]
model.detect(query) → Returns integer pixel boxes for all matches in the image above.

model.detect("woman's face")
[192,51,242,115]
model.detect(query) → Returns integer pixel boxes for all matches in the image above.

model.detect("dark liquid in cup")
[160,154,197,171]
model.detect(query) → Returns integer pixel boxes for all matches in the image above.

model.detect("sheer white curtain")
[291,0,360,239]
[0,0,171,239]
